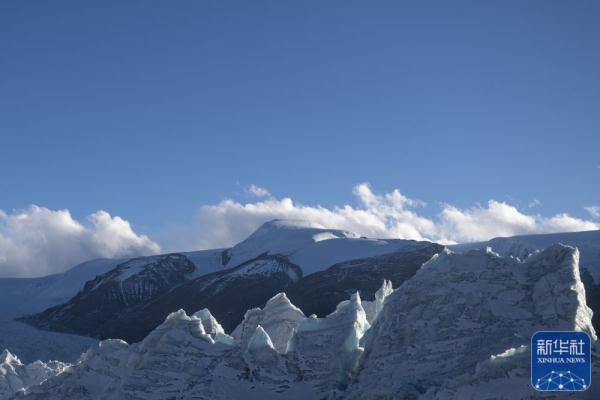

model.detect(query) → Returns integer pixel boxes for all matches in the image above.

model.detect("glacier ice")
[247,325,275,351]
[5,242,600,399]
[362,279,393,324]
[346,244,597,399]
[0,350,67,399]
[232,292,306,353]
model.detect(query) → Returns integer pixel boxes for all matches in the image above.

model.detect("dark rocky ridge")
[286,243,443,317]
[20,243,442,343]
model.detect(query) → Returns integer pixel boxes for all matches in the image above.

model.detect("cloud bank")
[0,206,160,278]
[192,183,599,249]
[2,185,598,277]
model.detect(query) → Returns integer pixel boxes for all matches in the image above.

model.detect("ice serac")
[247,325,275,351]
[347,244,597,399]
[232,292,306,353]
[450,230,600,337]
[289,291,371,396]
[17,310,239,400]
[361,280,393,324]
[0,349,68,399]
[284,243,442,319]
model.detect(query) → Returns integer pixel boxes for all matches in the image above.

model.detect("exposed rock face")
[346,245,597,399]
[22,231,438,343]
[128,255,304,339]
[20,254,197,339]
[285,244,443,318]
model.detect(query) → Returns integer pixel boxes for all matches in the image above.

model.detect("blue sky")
[1,1,599,276]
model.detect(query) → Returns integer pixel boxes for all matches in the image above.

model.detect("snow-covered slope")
[6,244,600,400]
[225,219,434,276]
[450,230,600,282]
[0,321,97,365]
[0,251,224,363]
[0,258,121,363]
[347,245,597,399]
[23,221,437,342]
[0,258,121,319]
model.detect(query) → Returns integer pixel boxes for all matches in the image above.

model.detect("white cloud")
[437,201,598,243]
[190,184,599,249]
[528,198,541,208]
[586,206,600,219]
[0,206,160,278]
[246,184,271,198]
[5,186,598,277]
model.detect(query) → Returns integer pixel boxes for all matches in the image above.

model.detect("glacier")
[3,243,599,399]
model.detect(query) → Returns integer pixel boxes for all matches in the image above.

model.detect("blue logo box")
[531,331,591,392]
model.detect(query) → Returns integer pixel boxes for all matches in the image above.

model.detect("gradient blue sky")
[1,0,599,237]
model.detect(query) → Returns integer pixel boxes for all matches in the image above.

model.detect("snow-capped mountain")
[5,244,599,399]
[223,219,430,275]
[21,220,438,342]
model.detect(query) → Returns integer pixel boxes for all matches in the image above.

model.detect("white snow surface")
[450,229,600,283]
[0,258,120,363]
[6,244,600,399]
[0,258,121,319]
[226,219,432,275]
